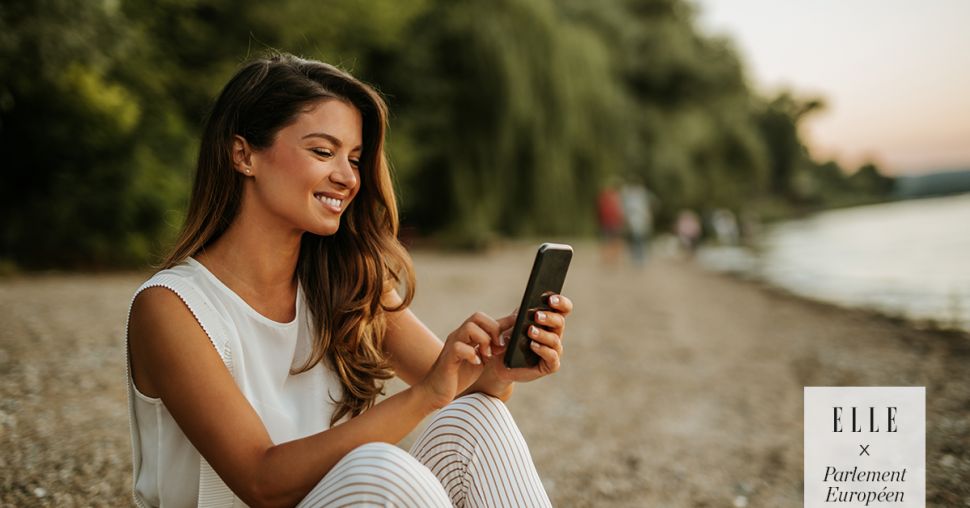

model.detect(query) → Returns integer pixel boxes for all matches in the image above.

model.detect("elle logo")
[833,406,898,432]
[806,388,924,507]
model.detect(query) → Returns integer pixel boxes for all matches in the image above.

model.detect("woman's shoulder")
[127,263,234,401]
[131,258,230,316]
[128,258,234,366]
[135,258,236,325]
[134,258,201,294]
[130,259,218,331]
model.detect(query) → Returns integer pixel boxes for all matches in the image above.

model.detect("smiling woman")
[123,52,571,507]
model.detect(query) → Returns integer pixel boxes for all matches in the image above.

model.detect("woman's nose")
[330,159,358,188]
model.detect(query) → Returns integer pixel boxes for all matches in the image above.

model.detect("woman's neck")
[196,204,302,296]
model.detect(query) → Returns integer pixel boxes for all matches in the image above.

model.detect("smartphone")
[504,243,573,369]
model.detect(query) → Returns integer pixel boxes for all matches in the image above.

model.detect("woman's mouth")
[314,193,344,212]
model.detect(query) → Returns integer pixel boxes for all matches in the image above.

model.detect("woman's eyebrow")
[301,132,362,151]
[302,132,341,145]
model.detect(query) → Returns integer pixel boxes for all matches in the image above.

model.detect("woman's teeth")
[315,194,343,208]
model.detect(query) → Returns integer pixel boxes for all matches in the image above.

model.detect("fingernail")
[550,295,560,306]
[529,325,538,337]
[536,311,546,322]
[499,333,507,347]
[530,341,540,349]
[473,355,482,365]
[486,346,492,357]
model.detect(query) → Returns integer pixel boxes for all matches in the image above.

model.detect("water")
[698,194,970,331]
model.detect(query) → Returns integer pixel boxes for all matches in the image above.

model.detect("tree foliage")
[0,0,892,268]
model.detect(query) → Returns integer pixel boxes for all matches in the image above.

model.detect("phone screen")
[504,243,573,368]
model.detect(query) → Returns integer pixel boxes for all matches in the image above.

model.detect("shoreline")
[717,261,970,339]
[695,240,970,336]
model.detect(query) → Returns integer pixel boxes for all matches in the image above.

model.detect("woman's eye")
[349,158,360,168]
[311,148,333,158]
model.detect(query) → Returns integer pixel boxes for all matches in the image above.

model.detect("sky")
[693,0,970,175]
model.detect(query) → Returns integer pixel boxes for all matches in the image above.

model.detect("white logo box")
[804,387,925,508]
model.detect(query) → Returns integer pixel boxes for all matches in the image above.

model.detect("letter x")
[859,444,871,456]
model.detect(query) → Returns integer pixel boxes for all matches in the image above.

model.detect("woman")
[125,53,572,507]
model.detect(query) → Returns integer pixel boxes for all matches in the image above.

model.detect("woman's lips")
[314,193,344,212]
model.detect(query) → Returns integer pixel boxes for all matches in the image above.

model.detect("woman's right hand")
[414,312,506,410]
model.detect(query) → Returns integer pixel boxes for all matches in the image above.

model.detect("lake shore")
[1,241,968,506]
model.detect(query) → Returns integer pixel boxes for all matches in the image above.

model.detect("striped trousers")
[296,393,552,507]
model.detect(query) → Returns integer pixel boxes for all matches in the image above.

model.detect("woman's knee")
[343,441,411,463]
[453,391,504,408]
[440,392,517,431]
[414,392,527,453]
[414,395,549,506]
[336,442,434,480]
[298,442,450,507]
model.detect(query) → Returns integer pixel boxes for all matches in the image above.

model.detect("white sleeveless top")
[124,257,345,508]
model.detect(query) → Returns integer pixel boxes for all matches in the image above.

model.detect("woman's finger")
[529,341,561,373]
[495,329,511,349]
[467,312,501,345]
[526,325,562,354]
[533,309,565,332]
[461,321,494,358]
[547,294,573,316]
[453,341,482,366]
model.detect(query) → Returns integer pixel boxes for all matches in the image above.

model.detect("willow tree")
[600,0,770,221]
[390,0,773,241]
[388,0,629,246]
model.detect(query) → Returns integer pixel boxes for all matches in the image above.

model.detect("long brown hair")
[161,52,415,424]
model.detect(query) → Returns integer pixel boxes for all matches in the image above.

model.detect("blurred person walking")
[675,209,702,256]
[711,208,740,245]
[597,180,625,265]
[620,180,656,265]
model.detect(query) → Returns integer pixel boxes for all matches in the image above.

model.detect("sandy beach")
[1,241,968,506]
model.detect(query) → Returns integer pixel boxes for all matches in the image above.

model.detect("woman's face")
[244,98,363,237]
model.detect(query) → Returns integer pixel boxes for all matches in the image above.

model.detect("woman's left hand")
[483,293,573,385]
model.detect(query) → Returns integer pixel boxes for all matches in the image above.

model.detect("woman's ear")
[232,135,255,176]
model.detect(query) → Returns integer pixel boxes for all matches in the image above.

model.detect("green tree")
[387,0,628,246]
[0,0,186,268]
[755,92,824,199]
[563,0,770,225]
[0,0,879,267]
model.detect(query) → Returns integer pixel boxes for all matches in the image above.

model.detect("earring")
[245,169,251,175]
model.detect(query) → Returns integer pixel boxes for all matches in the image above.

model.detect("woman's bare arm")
[129,287,438,508]
[381,288,514,400]
[380,289,444,387]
